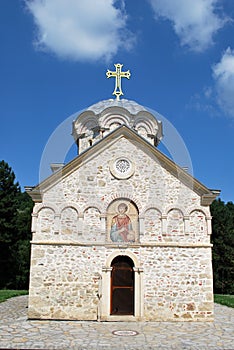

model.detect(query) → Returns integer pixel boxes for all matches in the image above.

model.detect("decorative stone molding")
[189,208,207,216]
[109,157,135,179]
[183,216,190,235]
[60,203,80,215]
[31,214,37,233]
[30,241,213,248]
[139,216,145,236]
[82,204,103,215]
[100,215,106,234]
[201,194,218,206]
[77,214,84,234]
[206,216,212,235]
[34,203,59,216]
[161,215,167,235]
[25,188,42,202]
[165,206,185,216]
[103,192,142,213]
[105,250,140,268]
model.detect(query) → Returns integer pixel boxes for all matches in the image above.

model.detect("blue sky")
[1,0,234,202]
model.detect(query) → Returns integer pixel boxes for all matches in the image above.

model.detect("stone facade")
[27,101,218,321]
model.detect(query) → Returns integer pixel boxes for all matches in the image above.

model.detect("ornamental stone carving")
[110,157,135,179]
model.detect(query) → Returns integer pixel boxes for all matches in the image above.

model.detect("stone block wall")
[28,244,213,321]
[28,245,103,320]
[28,136,214,321]
[142,246,213,321]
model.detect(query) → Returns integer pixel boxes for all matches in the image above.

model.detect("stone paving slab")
[0,296,233,349]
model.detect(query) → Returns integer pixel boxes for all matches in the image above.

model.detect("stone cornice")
[31,240,213,248]
[201,193,220,206]
[24,188,42,202]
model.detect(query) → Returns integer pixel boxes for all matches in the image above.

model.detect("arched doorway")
[111,256,134,315]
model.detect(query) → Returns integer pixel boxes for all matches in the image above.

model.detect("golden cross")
[106,63,131,101]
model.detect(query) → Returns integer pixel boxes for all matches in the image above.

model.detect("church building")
[26,64,219,321]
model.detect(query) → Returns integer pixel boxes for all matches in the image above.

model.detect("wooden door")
[111,256,134,315]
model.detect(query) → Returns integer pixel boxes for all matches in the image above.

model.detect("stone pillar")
[31,213,37,233]
[133,267,144,318]
[78,213,84,235]
[161,215,167,235]
[184,216,190,235]
[100,214,106,235]
[206,216,212,235]
[54,214,60,235]
[139,215,145,241]
[101,267,112,319]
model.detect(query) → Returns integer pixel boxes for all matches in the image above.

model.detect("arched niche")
[167,208,184,238]
[189,210,208,242]
[38,207,55,237]
[82,206,103,242]
[143,208,162,242]
[60,207,78,236]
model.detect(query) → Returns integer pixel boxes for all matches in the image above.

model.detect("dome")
[87,99,147,115]
[72,98,163,155]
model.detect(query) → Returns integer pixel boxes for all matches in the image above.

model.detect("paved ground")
[0,296,233,349]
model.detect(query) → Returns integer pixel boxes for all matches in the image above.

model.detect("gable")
[26,125,218,206]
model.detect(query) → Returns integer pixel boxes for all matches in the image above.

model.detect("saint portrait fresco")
[107,200,138,243]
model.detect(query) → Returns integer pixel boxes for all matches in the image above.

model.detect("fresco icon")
[108,201,138,243]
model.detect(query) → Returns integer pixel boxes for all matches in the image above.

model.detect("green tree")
[0,160,20,287]
[0,161,33,289]
[13,192,33,289]
[211,199,234,294]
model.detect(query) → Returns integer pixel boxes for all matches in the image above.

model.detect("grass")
[0,290,28,303]
[214,294,234,308]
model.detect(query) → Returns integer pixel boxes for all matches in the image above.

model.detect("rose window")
[115,159,130,173]
[110,157,135,179]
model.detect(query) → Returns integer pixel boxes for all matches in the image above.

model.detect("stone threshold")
[100,315,140,322]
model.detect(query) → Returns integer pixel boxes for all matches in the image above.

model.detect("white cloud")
[25,0,135,62]
[148,0,227,52]
[213,47,234,118]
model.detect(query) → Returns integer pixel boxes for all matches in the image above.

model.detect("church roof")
[87,98,147,115]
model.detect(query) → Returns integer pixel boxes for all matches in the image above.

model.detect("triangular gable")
[26,125,219,205]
